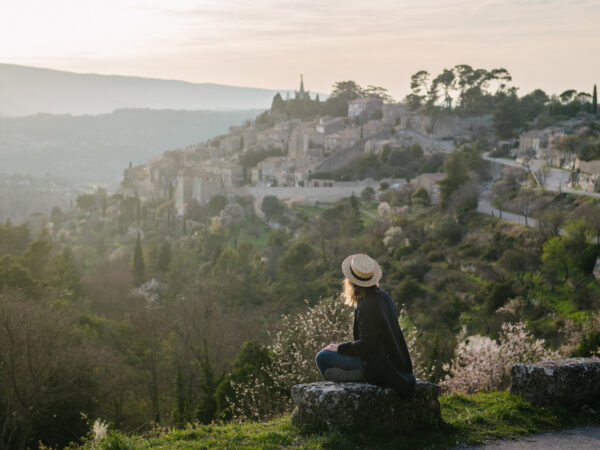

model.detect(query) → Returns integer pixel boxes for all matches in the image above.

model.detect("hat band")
[350,266,373,281]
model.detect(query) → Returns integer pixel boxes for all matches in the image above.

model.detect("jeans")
[315,350,365,381]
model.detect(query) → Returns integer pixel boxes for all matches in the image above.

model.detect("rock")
[511,358,600,406]
[291,380,440,433]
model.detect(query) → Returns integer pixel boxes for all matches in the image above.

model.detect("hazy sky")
[2,0,599,100]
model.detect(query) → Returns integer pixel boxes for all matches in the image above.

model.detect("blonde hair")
[342,278,376,306]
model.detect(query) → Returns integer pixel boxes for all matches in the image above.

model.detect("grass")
[293,205,325,219]
[81,391,599,449]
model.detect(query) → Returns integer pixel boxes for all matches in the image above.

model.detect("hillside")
[0,64,287,116]
[0,108,260,186]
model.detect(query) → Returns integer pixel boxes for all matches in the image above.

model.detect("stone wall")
[511,358,600,406]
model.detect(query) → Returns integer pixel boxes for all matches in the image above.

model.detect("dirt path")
[459,426,600,449]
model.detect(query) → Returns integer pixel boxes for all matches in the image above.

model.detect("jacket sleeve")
[337,300,380,357]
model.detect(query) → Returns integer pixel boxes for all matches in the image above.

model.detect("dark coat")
[337,288,415,399]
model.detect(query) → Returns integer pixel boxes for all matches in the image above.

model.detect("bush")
[441,322,559,393]
[261,196,284,219]
[228,297,352,420]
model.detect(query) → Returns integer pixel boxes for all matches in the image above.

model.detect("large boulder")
[511,358,600,406]
[291,380,440,433]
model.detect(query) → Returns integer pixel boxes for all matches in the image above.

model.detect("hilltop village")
[121,76,600,219]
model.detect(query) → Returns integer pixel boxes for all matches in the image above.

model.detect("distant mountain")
[0,64,289,116]
[0,108,261,186]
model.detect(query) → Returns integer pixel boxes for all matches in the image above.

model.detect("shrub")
[441,322,559,393]
[228,297,352,420]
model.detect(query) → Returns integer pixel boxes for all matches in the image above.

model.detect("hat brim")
[341,255,382,287]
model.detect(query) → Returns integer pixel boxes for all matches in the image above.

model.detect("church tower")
[295,74,310,100]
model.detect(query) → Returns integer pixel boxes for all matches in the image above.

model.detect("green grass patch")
[293,204,324,219]
[81,391,599,449]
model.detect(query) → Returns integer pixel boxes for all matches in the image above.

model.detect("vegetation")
[3,66,600,448]
[78,391,599,449]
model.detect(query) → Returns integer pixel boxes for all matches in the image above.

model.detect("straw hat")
[341,254,382,287]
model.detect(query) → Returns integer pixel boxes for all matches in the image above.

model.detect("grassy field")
[79,391,600,449]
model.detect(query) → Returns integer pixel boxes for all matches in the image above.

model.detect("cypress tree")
[197,339,217,423]
[593,84,598,115]
[133,233,145,285]
[157,241,171,273]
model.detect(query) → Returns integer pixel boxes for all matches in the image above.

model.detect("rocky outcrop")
[511,358,600,406]
[291,380,440,432]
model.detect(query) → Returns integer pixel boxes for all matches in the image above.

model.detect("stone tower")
[295,74,310,100]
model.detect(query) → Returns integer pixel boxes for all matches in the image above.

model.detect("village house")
[241,128,258,150]
[174,167,225,215]
[219,134,243,155]
[316,116,346,135]
[324,127,361,152]
[121,164,150,199]
[362,119,386,138]
[382,103,409,125]
[288,121,323,159]
[572,159,600,192]
[202,159,244,188]
[519,130,547,153]
[255,156,286,186]
[348,97,383,120]
[282,159,320,186]
[364,139,398,155]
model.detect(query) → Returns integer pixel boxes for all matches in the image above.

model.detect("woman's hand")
[322,343,339,352]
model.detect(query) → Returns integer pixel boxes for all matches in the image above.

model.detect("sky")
[1,0,599,100]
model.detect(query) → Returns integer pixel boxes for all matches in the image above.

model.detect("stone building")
[316,116,346,135]
[348,98,383,120]
[382,103,409,125]
[174,167,224,215]
[295,74,310,100]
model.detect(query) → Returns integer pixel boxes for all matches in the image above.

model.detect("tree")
[559,89,577,104]
[261,195,284,219]
[133,233,145,285]
[196,340,217,423]
[271,92,286,113]
[490,67,512,93]
[516,189,536,227]
[433,69,455,109]
[157,241,171,273]
[363,85,393,102]
[361,186,376,202]
[208,195,227,217]
[276,241,319,303]
[330,80,364,101]
[411,187,430,206]
[593,84,598,115]
[541,236,570,288]
[215,340,271,420]
[493,93,522,139]
[439,151,469,207]
[408,70,430,109]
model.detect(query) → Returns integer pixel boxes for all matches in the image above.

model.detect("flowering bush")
[441,322,560,393]
[398,307,435,381]
[229,296,353,420]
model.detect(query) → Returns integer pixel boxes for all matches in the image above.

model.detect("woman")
[315,253,416,400]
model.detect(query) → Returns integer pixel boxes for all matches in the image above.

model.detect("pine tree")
[133,233,145,285]
[593,84,598,115]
